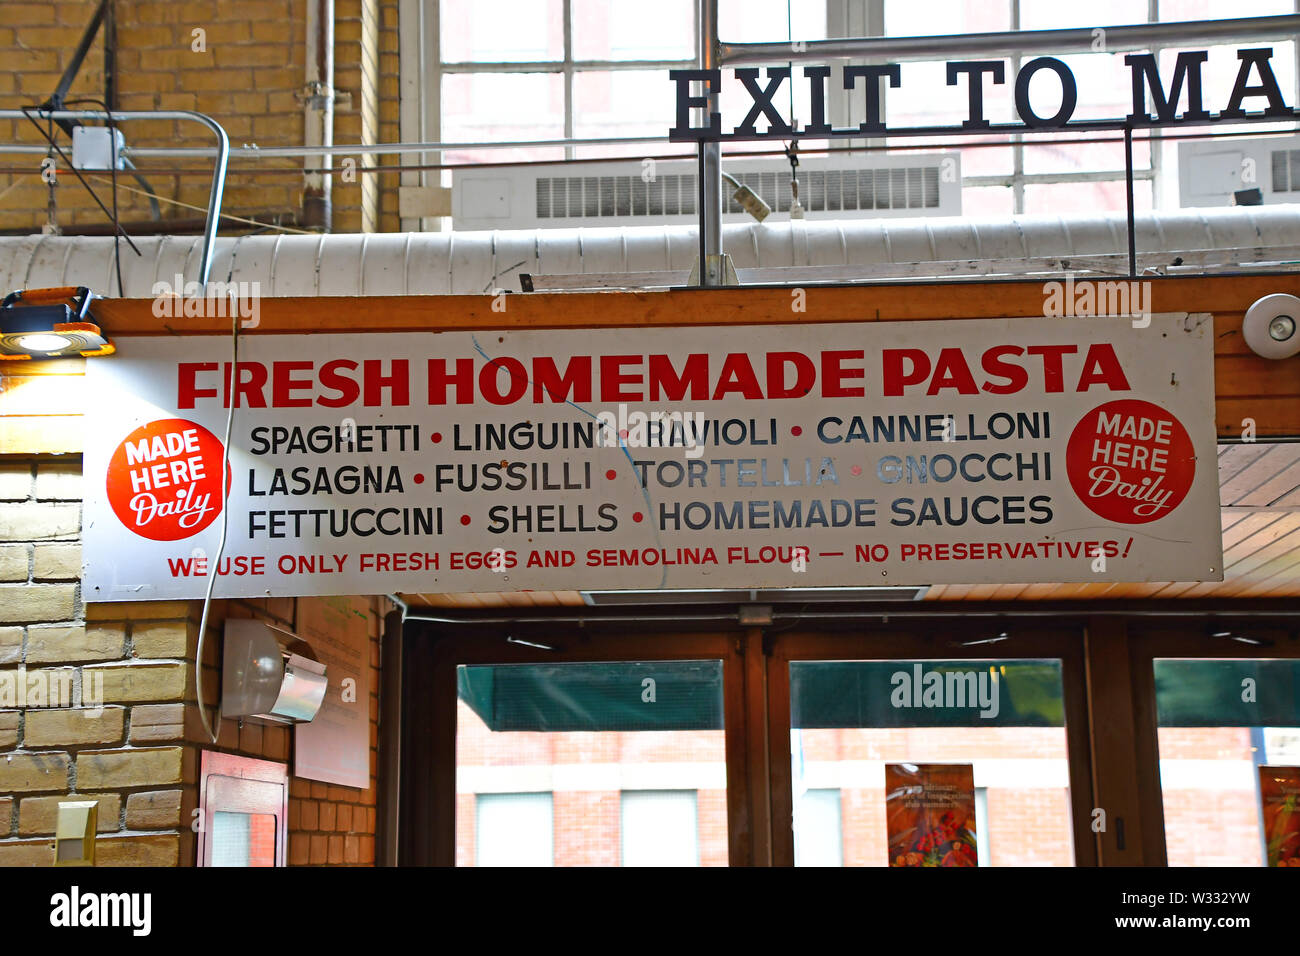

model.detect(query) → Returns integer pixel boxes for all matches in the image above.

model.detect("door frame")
[401,621,761,866]
[764,622,1098,867]
[1125,618,1300,867]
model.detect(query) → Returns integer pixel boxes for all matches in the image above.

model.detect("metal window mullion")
[563,0,574,161]
[1011,0,1023,214]
[440,58,695,73]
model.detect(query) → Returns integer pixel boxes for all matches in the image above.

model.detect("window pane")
[621,790,699,865]
[1160,0,1294,20]
[441,0,564,63]
[794,788,843,866]
[573,70,679,143]
[1155,658,1300,867]
[441,73,566,164]
[572,0,695,61]
[719,0,826,44]
[1018,0,1149,30]
[962,184,1016,217]
[790,659,1076,867]
[456,660,728,866]
[1023,178,1152,216]
[476,792,554,866]
[1023,133,1149,176]
[885,0,1010,35]
[210,811,277,867]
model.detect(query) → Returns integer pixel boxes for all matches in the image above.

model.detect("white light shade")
[1243,294,1300,360]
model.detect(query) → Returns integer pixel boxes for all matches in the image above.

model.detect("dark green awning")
[459,661,724,732]
[1155,658,1300,727]
[456,658,1300,733]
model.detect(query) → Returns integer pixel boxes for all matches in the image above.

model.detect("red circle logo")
[106,418,228,540]
[1066,399,1196,525]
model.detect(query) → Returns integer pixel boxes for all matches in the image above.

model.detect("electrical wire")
[19,106,140,256]
[84,176,316,234]
[194,308,240,744]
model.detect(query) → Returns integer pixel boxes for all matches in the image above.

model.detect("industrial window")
[420,0,1300,223]
[620,790,700,866]
[475,791,555,866]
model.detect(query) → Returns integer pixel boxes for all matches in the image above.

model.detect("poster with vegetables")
[1260,766,1300,867]
[885,763,978,867]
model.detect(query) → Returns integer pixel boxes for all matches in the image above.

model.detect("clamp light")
[0,286,113,360]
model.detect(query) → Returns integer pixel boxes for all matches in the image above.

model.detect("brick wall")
[0,0,403,236]
[1,357,386,867]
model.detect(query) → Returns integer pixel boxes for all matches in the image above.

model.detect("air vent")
[1179,136,1300,207]
[1271,149,1300,193]
[454,154,962,229]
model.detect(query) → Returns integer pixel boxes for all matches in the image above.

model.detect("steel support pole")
[699,0,724,286]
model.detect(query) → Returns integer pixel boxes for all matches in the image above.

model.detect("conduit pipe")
[302,0,335,231]
[3,205,1299,297]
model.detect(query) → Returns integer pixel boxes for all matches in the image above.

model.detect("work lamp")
[0,286,113,360]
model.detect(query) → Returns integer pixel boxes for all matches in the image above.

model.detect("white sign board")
[83,315,1222,600]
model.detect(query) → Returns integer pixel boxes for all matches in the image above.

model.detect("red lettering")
[711,353,763,400]
[1076,343,1131,392]
[766,351,816,399]
[177,362,218,409]
[428,358,475,405]
[477,357,528,405]
[927,348,979,395]
[363,359,409,406]
[648,353,708,401]
[318,359,360,407]
[600,355,644,402]
[272,360,314,407]
[822,350,866,398]
[1026,345,1078,393]
[533,356,592,403]
[881,348,929,397]
[980,345,1029,394]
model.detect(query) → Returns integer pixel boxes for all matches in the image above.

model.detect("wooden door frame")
[1124,618,1300,867]
[764,622,1097,867]
[401,620,760,866]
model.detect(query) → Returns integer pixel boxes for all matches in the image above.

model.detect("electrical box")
[71,126,126,170]
[54,800,98,867]
[222,620,328,725]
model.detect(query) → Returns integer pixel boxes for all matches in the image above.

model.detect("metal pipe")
[720,14,1300,64]
[79,134,671,160]
[0,108,229,289]
[302,0,335,231]
[699,0,723,285]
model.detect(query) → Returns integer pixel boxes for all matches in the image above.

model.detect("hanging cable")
[786,139,804,219]
[194,308,240,745]
[20,106,140,256]
[41,112,58,235]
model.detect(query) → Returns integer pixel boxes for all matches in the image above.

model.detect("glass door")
[1130,624,1300,868]
[411,626,754,866]
[768,627,1096,867]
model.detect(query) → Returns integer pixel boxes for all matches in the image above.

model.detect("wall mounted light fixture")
[0,286,113,360]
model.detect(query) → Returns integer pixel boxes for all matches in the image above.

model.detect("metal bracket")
[688,253,739,288]
[296,81,353,111]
